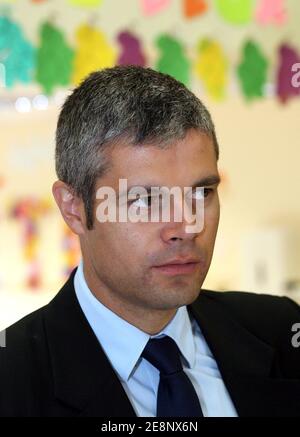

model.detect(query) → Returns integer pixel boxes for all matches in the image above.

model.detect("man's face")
[82,128,220,312]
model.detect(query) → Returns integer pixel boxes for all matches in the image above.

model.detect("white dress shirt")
[74,259,238,417]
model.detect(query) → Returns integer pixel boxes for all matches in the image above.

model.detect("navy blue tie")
[142,335,204,417]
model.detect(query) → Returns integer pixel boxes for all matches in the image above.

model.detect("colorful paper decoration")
[72,23,116,85]
[117,31,147,66]
[183,0,208,18]
[214,0,254,24]
[36,22,74,95]
[0,16,35,87]
[10,197,53,289]
[141,0,171,16]
[256,0,286,26]
[68,0,103,6]
[195,38,228,100]
[237,41,268,100]
[276,44,300,103]
[155,34,190,86]
[62,225,81,279]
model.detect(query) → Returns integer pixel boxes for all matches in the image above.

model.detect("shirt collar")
[74,259,196,382]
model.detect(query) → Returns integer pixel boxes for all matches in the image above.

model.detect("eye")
[203,188,214,198]
[130,195,152,208]
[191,187,214,199]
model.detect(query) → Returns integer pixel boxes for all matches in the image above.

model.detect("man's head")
[53,66,220,327]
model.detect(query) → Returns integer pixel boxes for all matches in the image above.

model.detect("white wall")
[1,0,300,329]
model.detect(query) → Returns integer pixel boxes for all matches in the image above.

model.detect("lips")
[152,260,201,275]
[155,257,201,266]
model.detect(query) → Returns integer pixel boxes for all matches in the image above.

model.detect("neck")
[82,261,177,336]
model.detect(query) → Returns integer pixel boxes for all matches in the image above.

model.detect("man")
[0,66,299,417]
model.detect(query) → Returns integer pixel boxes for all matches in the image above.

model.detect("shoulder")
[0,270,78,416]
[201,288,300,318]
[0,305,50,416]
[199,289,300,346]
[0,268,77,355]
[1,304,47,350]
[0,304,49,382]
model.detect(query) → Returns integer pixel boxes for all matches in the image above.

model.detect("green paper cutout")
[0,15,35,87]
[237,40,268,100]
[155,34,190,86]
[215,0,254,24]
[36,22,74,95]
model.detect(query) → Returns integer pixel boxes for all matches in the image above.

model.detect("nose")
[159,197,204,243]
[160,220,200,243]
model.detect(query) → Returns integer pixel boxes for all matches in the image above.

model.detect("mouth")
[152,262,201,276]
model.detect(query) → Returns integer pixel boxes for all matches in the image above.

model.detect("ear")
[52,180,86,235]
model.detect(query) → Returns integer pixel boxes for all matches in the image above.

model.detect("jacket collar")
[44,268,300,417]
[44,268,136,417]
[189,292,300,417]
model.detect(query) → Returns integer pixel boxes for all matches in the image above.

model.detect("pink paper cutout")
[141,0,171,16]
[256,0,287,25]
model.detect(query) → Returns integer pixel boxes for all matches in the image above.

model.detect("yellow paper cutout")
[195,39,228,100]
[72,24,116,85]
[68,0,103,6]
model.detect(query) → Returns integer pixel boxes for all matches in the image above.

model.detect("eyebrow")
[120,174,221,197]
[190,174,221,189]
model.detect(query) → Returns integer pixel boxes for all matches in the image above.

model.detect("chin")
[153,287,201,310]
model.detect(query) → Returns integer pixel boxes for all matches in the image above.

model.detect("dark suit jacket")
[0,267,300,417]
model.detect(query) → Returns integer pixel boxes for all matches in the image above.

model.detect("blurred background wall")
[1,0,300,330]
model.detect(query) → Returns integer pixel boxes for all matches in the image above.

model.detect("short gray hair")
[55,65,219,230]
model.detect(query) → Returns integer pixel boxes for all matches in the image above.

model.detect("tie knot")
[141,335,183,376]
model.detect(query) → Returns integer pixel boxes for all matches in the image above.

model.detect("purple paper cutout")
[276,44,300,103]
[117,31,147,66]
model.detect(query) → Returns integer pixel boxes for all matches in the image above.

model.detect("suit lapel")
[188,292,300,417]
[44,268,136,417]
[44,270,300,417]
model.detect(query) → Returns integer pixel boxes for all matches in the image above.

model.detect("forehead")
[100,129,218,187]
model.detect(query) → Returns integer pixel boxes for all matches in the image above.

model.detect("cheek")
[110,223,150,261]
[204,198,220,234]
